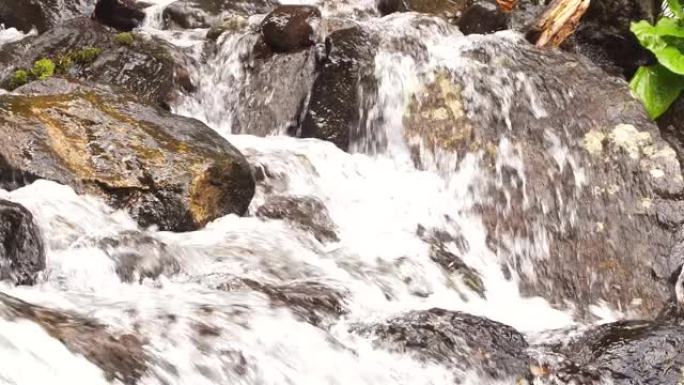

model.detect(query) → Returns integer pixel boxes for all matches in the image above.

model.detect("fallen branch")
[529,0,590,47]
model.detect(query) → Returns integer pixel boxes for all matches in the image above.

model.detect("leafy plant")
[31,58,55,80]
[114,32,135,46]
[630,0,684,118]
[9,69,28,89]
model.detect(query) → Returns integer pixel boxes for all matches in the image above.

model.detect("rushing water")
[0,1,626,384]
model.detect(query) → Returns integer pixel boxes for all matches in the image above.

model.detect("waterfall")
[0,1,657,384]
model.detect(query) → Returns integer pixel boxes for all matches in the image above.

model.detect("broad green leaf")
[631,18,684,40]
[631,19,684,75]
[667,0,684,19]
[630,64,684,119]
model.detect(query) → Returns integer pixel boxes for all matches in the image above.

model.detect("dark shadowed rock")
[0,17,196,109]
[256,195,339,242]
[99,230,181,283]
[0,78,255,231]
[376,0,405,15]
[457,1,509,35]
[300,26,379,149]
[0,200,45,285]
[261,5,321,53]
[0,0,94,33]
[0,292,147,384]
[218,278,347,325]
[555,321,684,385]
[556,0,657,77]
[355,308,531,380]
[94,0,146,31]
[163,0,278,29]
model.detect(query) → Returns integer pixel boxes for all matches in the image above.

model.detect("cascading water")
[0,1,651,384]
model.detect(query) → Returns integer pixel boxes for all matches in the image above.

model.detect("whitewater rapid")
[0,1,623,384]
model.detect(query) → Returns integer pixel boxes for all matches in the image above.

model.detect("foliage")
[114,32,135,46]
[70,47,103,64]
[31,58,55,80]
[9,70,28,89]
[630,2,684,118]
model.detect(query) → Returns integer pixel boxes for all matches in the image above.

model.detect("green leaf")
[667,0,684,19]
[630,64,684,119]
[631,19,684,74]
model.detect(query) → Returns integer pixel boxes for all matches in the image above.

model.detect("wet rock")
[300,26,379,149]
[256,195,339,242]
[233,35,317,136]
[0,0,94,33]
[218,278,346,325]
[99,231,181,283]
[0,78,255,231]
[163,0,278,29]
[556,320,684,385]
[0,17,197,108]
[396,35,684,319]
[356,308,531,380]
[376,0,473,20]
[457,1,510,34]
[94,0,146,32]
[416,225,485,298]
[261,5,321,53]
[0,292,147,384]
[0,200,45,285]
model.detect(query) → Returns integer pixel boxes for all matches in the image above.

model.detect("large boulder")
[355,308,531,380]
[0,0,94,33]
[261,5,321,53]
[0,78,255,231]
[163,0,278,29]
[305,28,684,318]
[408,36,683,319]
[0,17,196,109]
[0,292,147,384]
[0,200,45,285]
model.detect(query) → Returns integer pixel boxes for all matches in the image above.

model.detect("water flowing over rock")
[0,200,45,285]
[3,1,684,384]
[0,292,148,384]
[99,230,182,282]
[256,195,339,242]
[163,0,278,29]
[376,0,473,20]
[0,17,196,108]
[300,25,379,149]
[356,308,531,380]
[307,24,682,318]
[0,78,255,231]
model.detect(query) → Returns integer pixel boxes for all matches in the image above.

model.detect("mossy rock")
[0,78,255,231]
[0,17,196,109]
